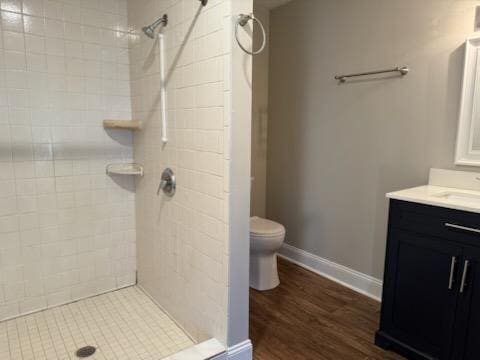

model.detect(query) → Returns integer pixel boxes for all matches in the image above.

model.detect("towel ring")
[235,13,266,55]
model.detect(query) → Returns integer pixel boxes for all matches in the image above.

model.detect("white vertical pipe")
[159,33,168,144]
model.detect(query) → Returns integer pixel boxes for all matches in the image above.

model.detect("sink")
[433,191,480,204]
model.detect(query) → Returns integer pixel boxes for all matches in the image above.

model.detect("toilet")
[250,216,286,291]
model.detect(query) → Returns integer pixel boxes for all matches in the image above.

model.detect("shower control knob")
[157,168,176,197]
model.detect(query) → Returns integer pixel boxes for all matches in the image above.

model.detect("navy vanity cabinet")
[451,246,480,360]
[376,228,462,359]
[375,199,480,360]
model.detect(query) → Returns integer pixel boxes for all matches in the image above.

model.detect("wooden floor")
[249,258,405,360]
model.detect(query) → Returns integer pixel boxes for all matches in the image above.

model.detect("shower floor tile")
[0,286,194,360]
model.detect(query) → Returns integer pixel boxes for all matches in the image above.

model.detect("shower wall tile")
[0,0,136,321]
[128,0,233,344]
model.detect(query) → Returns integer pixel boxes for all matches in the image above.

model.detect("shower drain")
[75,346,96,358]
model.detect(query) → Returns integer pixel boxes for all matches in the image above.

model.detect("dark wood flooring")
[249,258,406,360]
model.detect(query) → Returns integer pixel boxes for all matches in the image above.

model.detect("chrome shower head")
[142,14,168,39]
[142,25,155,39]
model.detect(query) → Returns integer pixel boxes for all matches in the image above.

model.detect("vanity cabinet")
[451,246,480,360]
[376,199,480,360]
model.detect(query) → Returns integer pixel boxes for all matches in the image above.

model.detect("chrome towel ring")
[235,13,266,55]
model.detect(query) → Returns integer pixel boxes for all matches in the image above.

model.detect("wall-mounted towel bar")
[335,66,409,83]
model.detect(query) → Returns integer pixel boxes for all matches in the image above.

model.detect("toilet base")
[250,252,280,291]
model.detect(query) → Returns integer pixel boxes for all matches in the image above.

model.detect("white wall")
[0,0,136,321]
[129,0,251,347]
[250,4,269,217]
[267,0,480,280]
[228,0,253,351]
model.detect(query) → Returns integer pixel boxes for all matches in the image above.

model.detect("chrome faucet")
[157,168,176,197]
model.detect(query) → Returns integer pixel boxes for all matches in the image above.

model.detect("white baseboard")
[278,243,383,301]
[223,340,252,360]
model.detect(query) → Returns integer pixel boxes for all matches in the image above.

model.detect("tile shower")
[0,0,252,359]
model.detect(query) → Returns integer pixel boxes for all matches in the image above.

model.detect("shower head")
[142,14,168,39]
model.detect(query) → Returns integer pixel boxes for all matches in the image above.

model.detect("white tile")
[12,143,33,161]
[64,22,82,41]
[8,110,30,125]
[63,4,81,24]
[4,51,26,71]
[23,0,44,17]
[0,197,16,216]
[36,177,55,194]
[45,37,64,56]
[25,34,45,53]
[3,31,25,51]
[0,163,14,180]
[33,143,53,161]
[0,286,193,359]
[23,15,45,35]
[5,70,28,89]
[31,126,51,143]
[44,0,63,20]
[45,19,64,39]
[1,11,23,32]
[1,0,21,12]
[13,161,35,178]
[0,180,15,197]
[7,89,29,109]
[34,161,54,177]
[10,126,31,143]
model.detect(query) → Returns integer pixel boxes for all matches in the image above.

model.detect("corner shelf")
[103,120,141,130]
[106,163,144,176]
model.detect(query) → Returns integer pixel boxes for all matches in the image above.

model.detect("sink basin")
[433,191,480,204]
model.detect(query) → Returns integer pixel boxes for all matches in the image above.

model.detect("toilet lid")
[250,216,285,236]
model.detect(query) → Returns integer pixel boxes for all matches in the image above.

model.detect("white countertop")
[387,185,480,214]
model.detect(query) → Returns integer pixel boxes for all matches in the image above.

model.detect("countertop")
[387,185,480,214]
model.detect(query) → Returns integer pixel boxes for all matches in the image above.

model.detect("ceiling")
[255,0,293,10]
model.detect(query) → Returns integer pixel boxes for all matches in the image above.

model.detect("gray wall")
[251,4,270,217]
[267,0,480,279]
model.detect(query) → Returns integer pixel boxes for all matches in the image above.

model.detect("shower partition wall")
[129,0,241,345]
[129,0,253,353]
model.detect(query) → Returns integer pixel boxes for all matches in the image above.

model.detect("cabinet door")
[381,229,462,359]
[451,246,480,360]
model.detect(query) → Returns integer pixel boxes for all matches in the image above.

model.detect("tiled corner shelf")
[103,119,142,130]
[106,163,144,176]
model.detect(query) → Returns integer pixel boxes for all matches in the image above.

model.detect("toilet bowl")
[250,216,286,291]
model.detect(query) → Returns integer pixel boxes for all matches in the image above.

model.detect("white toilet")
[249,216,286,291]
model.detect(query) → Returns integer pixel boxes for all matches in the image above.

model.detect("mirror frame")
[455,36,480,166]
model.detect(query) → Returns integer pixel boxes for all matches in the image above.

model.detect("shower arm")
[151,15,168,29]
[144,0,205,39]
[142,14,168,38]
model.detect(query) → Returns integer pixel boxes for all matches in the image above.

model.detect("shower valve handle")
[157,179,167,193]
[157,168,176,197]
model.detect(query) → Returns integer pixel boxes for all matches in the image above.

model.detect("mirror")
[456,37,480,166]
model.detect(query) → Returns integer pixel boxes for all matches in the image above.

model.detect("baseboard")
[278,243,383,301]
[223,340,252,360]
